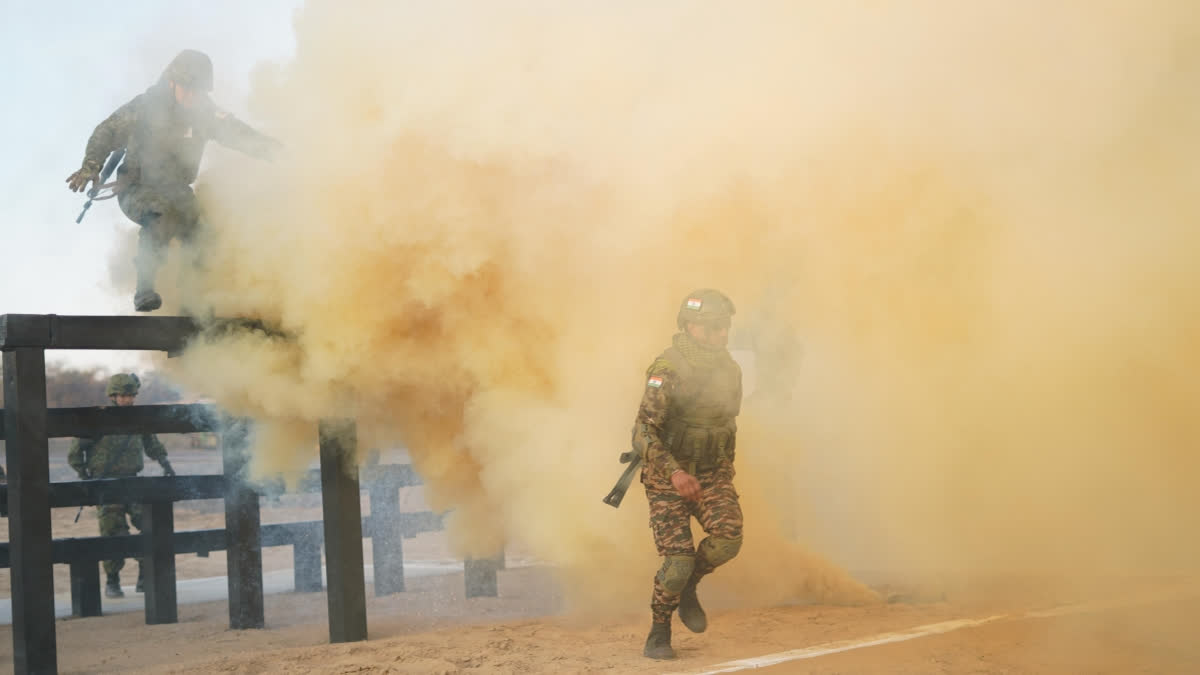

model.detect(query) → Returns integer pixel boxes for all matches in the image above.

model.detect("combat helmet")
[676,289,736,330]
[162,49,214,92]
[106,373,141,397]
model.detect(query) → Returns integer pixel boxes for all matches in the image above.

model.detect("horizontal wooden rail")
[0,404,222,440]
[0,314,198,351]
[0,465,423,513]
[0,513,444,567]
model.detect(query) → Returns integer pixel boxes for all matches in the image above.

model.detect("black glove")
[160,459,176,477]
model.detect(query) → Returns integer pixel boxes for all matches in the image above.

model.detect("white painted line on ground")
[676,615,1008,674]
[679,584,1200,675]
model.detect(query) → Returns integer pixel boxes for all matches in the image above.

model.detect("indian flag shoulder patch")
[686,298,703,311]
[647,376,664,388]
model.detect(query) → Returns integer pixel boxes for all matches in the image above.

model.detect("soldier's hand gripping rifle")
[602,448,642,508]
[76,149,125,224]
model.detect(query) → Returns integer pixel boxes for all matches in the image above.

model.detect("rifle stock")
[602,452,642,508]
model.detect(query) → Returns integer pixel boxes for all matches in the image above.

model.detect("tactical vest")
[659,343,742,474]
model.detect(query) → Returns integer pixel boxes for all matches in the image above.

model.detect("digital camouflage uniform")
[632,289,744,658]
[68,433,169,577]
[73,50,280,311]
[67,375,173,588]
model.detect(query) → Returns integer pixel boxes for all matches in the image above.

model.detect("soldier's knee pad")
[699,535,743,567]
[657,555,696,594]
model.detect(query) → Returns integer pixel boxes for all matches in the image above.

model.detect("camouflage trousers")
[118,182,203,294]
[97,503,144,577]
[646,471,743,624]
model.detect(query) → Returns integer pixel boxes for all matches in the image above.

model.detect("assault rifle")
[602,448,642,508]
[76,149,125,224]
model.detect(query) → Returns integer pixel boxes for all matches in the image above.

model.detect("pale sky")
[0,0,302,371]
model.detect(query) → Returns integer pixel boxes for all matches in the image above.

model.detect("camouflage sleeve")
[81,95,142,174]
[209,109,282,161]
[632,358,683,476]
[67,438,95,476]
[141,434,168,462]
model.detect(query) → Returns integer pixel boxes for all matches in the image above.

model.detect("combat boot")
[105,573,124,598]
[678,579,708,633]
[134,289,162,312]
[643,622,676,660]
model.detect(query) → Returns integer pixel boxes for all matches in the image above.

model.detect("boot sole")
[134,294,163,312]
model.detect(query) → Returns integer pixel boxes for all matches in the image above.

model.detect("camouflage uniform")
[73,50,280,311]
[69,433,169,577]
[67,374,173,589]
[633,289,744,651]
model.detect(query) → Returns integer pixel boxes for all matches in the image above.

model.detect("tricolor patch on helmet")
[647,376,664,388]
[686,298,703,311]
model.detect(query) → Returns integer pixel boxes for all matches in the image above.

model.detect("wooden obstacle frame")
[0,314,503,675]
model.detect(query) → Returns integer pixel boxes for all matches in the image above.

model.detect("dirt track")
[2,567,1195,674]
[5,447,1198,673]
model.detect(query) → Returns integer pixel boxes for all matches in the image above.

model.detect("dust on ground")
[1,568,1195,674]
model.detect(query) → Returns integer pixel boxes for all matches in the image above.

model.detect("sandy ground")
[1,569,1195,674]
[4,445,1199,673]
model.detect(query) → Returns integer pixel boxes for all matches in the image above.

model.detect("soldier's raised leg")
[644,489,697,659]
[678,478,743,633]
[119,184,202,312]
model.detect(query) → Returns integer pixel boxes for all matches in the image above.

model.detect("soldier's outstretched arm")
[67,96,141,193]
[211,111,283,162]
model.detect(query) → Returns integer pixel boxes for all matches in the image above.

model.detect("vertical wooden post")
[464,553,501,598]
[143,499,178,624]
[4,348,58,675]
[223,419,264,629]
[319,419,367,643]
[69,560,102,617]
[368,476,405,595]
[293,526,323,592]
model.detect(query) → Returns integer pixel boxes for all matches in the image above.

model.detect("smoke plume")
[159,0,1200,610]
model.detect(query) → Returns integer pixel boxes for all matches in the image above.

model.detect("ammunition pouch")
[664,418,735,474]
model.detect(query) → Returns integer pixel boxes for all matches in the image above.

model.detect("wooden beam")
[293,536,324,593]
[142,501,178,625]
[0,514,442,568]
[0,315,50,350]
[49,403,220,438]
[69,561,102,618]
[1,403,222,440]
[223,421,264,630]
[319,419,368,643]
[3,348,58,675]
[0,314,198,351]
[464,552,503,598]
[0,475,226,511]
[369,479,405,595]
[46,315,198,351]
